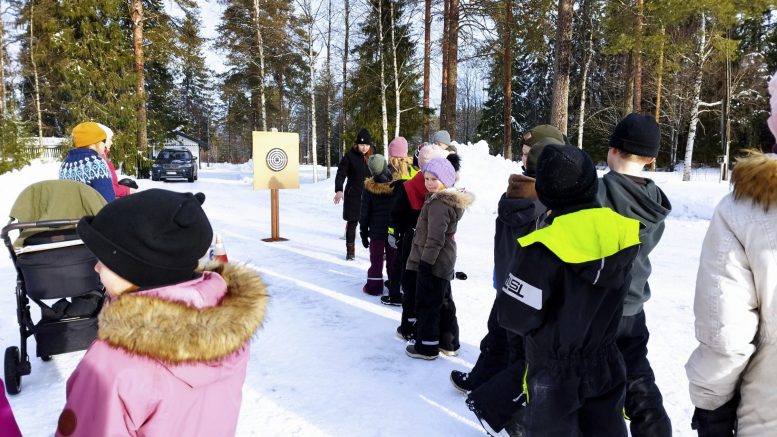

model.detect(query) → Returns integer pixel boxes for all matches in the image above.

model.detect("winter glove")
[388,230,400,249]
[361,234,370,249]
[118,178,138,189]
[455,271,468,280]
[691,395,739,437]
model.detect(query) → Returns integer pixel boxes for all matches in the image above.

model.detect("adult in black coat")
[334,128,373,260]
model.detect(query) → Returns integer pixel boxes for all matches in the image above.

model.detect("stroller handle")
[1,219,81,242]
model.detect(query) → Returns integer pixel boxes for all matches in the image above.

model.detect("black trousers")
[345,220,358,245]
[414,272,459,354]
[617,311,672,437]
[518,344,627,437]
[468,357,527,432]
[469,301,511,388]
[387,230,412,302]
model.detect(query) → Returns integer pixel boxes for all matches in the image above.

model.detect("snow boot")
[381,295,402,306]
[440,347,459,357]
[346,243,355,260]
[405,344,438,360]
[396,325,415,342]
[450,371,473,393]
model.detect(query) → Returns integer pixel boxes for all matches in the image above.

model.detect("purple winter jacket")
[55,264,268,437]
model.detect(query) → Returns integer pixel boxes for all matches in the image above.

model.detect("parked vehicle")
[151,148,198,182]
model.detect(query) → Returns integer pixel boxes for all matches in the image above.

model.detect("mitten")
[118,178,138,189]
[691,395,739,437]
[361,234,370,249]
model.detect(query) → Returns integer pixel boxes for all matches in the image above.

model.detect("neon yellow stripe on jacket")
[518,208,640,264]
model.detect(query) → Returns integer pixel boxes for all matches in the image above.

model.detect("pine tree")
[347,0,422,147]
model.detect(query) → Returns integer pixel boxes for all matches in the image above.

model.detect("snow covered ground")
[1,142,730,436]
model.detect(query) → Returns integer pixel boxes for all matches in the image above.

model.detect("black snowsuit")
[498,205,641,437]
[388,172,426,336]
[598,171,672,437]
[335,146,371,248]
[467,180,547,432]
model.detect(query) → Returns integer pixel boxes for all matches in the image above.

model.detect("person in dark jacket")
[359,155,397,296]
[597,113,673,437]
[334,128,373,260]
[500,144,641,437]
[458,137,558,436]
[405,158,473,360]
[59,122,116,202]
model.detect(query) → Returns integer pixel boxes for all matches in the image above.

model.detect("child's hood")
[364,177,394,195]
[97,263,268,369]
[428,189,474,211]
[598,171,671,228]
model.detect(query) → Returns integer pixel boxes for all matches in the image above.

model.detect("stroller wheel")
[41,355,52,362]
[4,347,22,395]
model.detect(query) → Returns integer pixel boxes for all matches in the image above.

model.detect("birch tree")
[682,13,714,181]
[252,0,268,131]
[131,0,147,154]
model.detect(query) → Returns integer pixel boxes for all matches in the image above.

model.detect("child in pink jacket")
[55,189,268,437]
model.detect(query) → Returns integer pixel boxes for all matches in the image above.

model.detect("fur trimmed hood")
[98,263,268,364]
[732,152,777,211]
[364,177,394,195]
[429,188,475,210]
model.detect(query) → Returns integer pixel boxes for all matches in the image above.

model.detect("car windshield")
[157,150,191,160]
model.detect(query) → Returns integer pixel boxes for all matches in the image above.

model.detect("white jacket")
[685,153,777,436]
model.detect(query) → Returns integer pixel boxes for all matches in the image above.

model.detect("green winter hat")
[367,154,387,176]
[522,125,565,148]
[526,137,566,178]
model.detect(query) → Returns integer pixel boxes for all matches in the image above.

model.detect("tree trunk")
[669,124,677,171]
[390,0,400,138]
[576,0,593,149]
[341,0,349,157]
[378,0,388,154]
[651,26,664,171]
[445,0,459,135]
[252,0,268,131]
[308,19,318,183]
[549,0,572,134]
[278,71,285,130]
[422,0,431,141]
[632,0,643,112]
[30,3,42,147]
[0,5,6,120]
[502,0,513,159]
[325,0,332,178]
[682,14,707,182]
[440,0,449,132]
[131,0,147,158]
[623,53,634,115]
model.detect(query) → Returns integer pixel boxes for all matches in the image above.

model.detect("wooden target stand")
[253,130,299,243]
[262,188,288,242]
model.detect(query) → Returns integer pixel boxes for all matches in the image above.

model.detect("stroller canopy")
[10,180,107,247]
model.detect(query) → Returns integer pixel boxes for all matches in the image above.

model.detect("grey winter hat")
[431,130,452,146]
[367,154,388,177]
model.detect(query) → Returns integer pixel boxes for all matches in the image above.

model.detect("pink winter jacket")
[101,152,131,198]
[56,263,268,437]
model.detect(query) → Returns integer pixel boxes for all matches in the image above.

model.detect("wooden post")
[263,188,287,242]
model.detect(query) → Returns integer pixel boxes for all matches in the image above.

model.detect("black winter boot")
[346,243,355,260]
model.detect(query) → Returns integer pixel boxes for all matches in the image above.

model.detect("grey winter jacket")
[406,189,473,280]
[597,171,671,316]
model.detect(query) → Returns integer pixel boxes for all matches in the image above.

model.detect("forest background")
[0,0,775,181]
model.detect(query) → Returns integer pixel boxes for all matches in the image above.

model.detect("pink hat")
[388,136,409,157]
[418,144,449,169]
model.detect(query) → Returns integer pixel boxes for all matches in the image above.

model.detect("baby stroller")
[2,180,107,394]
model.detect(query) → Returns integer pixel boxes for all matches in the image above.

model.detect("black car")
[151,148,198,182]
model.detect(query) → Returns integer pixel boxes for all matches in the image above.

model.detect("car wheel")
[151,174,160,181]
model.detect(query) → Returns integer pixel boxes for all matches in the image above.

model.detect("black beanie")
[609,113,661,157]
[525,137,565,178]
[535,144,599,210]
[355,128,372,146]
[77,189,213,288]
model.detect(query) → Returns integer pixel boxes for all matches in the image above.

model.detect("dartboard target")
[266,148,288,172]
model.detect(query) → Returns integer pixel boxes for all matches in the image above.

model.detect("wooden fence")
[27,145,64,159]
